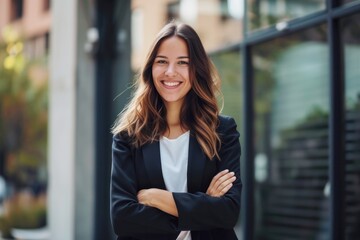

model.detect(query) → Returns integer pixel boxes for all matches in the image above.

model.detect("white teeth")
[163,81,180,87]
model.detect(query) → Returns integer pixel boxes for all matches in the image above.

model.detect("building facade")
[1,0,359,240]
[0,0,50,58]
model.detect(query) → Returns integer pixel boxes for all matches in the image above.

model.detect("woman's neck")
[164,102,187,139]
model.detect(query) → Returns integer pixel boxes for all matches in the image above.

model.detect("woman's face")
[152,36,191,108]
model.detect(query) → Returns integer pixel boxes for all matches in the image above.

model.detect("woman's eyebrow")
[155,55,189,59]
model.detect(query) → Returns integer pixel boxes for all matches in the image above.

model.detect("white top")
[160,131,191,240]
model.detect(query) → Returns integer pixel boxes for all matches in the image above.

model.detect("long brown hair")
[112,22,222,159]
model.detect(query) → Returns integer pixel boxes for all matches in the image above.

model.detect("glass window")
[211,48,243,141]
[342,13,360,240]
[211,47,243,238]
[43,0,50,11]
[252,25,330,239]
[247,0,326,32]
[10,0,24,20]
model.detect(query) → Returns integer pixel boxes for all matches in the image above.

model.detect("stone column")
[48,0,95,239]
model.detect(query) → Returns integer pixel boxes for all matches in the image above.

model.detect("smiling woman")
[152,36,191,111]
[110,21,242,240]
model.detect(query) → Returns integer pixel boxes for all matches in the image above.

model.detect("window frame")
[241,0,360,239]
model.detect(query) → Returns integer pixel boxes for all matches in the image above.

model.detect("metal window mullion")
[95,1,127,239]
[328,0,346,238]
[242,0,255,238]
[241,44,255,240]
[331,2,360,18]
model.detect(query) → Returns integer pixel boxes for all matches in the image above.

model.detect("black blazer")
[110,115,242,240]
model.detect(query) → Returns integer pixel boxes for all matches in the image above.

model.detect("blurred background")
[0,0,359,239]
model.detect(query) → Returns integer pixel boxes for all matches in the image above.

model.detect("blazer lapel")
[187,132,207,193]
[142,134,207,193]
[142,141,166,189]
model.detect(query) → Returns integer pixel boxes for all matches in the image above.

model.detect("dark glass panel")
[342,13,360,240]
[211,48,243,133]
[252,25,330,240]
[211,48,243,238]
[342,0,360,5]
[247,0,325,32]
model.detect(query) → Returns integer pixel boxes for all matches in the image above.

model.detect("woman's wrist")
[151,189,168,208]
[148,188,161,207]
[151,189,178,217]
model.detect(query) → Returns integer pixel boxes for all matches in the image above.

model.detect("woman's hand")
[137,189,155,206]
[137,188,178,217]
[206,169,236,197]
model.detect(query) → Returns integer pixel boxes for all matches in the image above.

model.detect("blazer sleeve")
[172,116,242,231]
[110,133,179,237]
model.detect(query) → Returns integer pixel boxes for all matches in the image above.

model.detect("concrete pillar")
[48,0,95,239]
[74,1,95,239]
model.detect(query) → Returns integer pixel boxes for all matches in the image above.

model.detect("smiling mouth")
[162,81,181,87]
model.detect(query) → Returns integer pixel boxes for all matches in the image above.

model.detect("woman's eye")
[178,61,189,65]
[156,60,167,64]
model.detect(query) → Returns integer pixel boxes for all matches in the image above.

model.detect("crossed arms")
[110,116,241,237]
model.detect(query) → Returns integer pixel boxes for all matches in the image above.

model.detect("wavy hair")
[112,22,222,160]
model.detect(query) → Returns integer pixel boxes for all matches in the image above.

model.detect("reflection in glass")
[252,25,330,239]
[342,0,360,5]
[211,48,243,134]
[211,48,243,237]
[342,13,360,240]
[247,0,325,32]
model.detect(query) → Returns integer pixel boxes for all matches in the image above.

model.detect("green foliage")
[0,198,47,238]
[301,106,328,124]
[8,204,46,229]
[210,50,243,128]
[0,215,13,238]
[0,27,48,238]
[0,27,48,189]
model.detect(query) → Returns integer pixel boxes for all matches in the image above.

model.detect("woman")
[111,22,241,240]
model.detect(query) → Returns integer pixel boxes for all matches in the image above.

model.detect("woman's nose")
[165,64,177,77]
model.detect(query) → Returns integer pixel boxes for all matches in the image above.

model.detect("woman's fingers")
[214,172,235,189]
[212,172,235,193]
[218,183,233,196]
[206,170,236,197]
[137,189,146,204]
[207,169,229,194]
[216,176,236,195]
[208,178,235,197]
